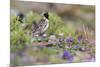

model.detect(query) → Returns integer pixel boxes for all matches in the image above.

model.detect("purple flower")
[74,45,79,49]
[59,38,64,42]
[78,35,82,43]
[90,56,95,62]
[62,50,73,63]
[66,37,74,43]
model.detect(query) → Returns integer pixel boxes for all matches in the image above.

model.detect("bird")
[32,12,49,37]
[11,9,24,23]
[17,12,24,23]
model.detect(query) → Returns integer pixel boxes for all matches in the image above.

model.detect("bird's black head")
[17,13,24,19]
[43,12,49,19]
[17,13,24,23]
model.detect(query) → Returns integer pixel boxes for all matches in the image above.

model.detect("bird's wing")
[32,18,48,34]
[38,19,46,27]
[32,19,45,33]
[37,19,48,33]
[32,21,39,33]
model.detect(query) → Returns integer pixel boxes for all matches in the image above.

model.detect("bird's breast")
[41,20,49,33]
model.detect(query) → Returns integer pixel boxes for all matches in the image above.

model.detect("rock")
[48,35,59,45]
[49,35,57,40]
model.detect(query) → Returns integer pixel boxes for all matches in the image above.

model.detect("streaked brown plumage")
[32,12,49,36]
